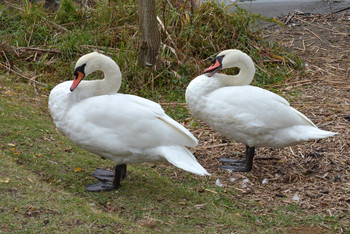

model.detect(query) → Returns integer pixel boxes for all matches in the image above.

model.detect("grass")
[1,0,345,232]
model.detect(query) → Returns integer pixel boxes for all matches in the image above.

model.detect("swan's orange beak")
[70,71,85,92]
[204,59,222,77]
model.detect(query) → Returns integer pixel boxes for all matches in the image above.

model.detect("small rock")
[215,179,223,187]
[262,178,268,184]
[229,177,236,183]
[241,178,249,188]
[292,193,300,202]
[333,175,341,182]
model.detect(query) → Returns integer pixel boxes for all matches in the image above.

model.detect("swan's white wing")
[204,85,317,141]
[63,94,197,156]
[123,94,198,146]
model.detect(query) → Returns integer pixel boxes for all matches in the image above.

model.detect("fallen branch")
[284,12,296,25]
[197,143,237,150]
[15,46,64,55]
[328,6,350,15]
[1,62,45,86]
[304,27,324,42]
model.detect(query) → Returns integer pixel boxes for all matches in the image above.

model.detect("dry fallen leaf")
[0,178,11,183]
[74,167,82,173]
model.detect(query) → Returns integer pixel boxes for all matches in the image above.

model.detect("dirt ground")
[187,13,350,222]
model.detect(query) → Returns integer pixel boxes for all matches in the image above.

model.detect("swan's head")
[204,49,254,77]
[70,52,117,91]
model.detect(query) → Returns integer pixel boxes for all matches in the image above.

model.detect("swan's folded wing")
[207,85,316,133]
[124,94,198,147]
[67,94,197,152]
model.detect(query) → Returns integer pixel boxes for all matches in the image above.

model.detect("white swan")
[48,52,209,191]
[186,49,337,172]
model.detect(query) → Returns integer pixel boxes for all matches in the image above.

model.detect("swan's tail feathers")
[159,146,210,176]
[305,127,338,140]
[291,126,338,143]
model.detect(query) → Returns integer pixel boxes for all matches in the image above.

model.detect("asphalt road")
[228,0,350,17]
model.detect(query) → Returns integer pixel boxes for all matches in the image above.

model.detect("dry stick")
[295,16,332,31]
[1,50,10,66]
[15,46,64,55]
[284,12,296,25]
[197,143,237,149]
[159,102,187,106]
[32,80,39,96]
[1,62,45,86]
[27,27,34,48]
[303,27,324,43]
[327,6,350,15]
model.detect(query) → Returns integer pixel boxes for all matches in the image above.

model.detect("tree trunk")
[138,0,160,68]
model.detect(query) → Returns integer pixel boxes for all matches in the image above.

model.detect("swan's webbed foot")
[221,164,252,172]
[90,168,115,182]
[85,181,118,192]
[85,164,127,192]
[220,146,255,172]
[219,157,246,164]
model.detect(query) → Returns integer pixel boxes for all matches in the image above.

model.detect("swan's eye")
[73,63,87,77]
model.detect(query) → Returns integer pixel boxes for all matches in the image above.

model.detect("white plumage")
[186,49,337,172]
[49,52,209,191]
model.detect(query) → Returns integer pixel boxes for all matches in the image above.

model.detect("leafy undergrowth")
[0,74,336,232]
[1,0,304,110]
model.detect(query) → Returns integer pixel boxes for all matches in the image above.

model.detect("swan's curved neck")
[215,60,255,87]
[74,59,122,99]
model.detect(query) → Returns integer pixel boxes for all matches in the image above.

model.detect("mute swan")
[185,49,337,172]
[48,52,209,191]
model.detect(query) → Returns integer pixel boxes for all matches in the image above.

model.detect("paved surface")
[230,0,350,17]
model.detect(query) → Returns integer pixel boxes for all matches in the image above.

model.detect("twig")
[294,16,333,32]
[1,62,45,86]
[269,79,312,87]
[159,102,187,106]
[304,27,323,43]
[328,6,350,15]
[284,12,296,25]
[32,79,39,96]
[197,143,237,150]
[15,46,64,55]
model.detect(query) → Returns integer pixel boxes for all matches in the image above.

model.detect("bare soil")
[187,13,350,222]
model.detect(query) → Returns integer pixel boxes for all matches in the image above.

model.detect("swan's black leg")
[220,146,255,172]
[112,164,126,189]
[119,164,127,181]
[85,164,127,192]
